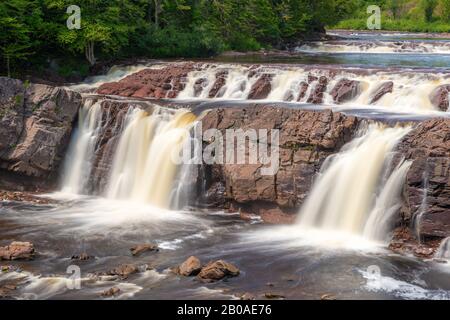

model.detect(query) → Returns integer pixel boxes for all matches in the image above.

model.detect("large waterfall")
[60,100,196,209]
[297,124,412,242]
[106,108,196,208]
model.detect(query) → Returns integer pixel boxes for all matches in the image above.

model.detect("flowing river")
[1,31,450,300]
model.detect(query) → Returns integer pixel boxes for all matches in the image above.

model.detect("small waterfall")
[105,108,196,208]
[60,99,104,194]
[177,64,449,113]
[435,238,450,260]
[297,124,411,241]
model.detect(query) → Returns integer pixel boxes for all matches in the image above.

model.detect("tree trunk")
[85,41,96,66]
[6,55,10,78]
[154,0,161,29]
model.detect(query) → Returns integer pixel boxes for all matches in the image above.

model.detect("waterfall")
[177,64,449,113]
[60,99,104,194]
[435,238,450,260]
[297,124,411,241]
[105,108,196,208]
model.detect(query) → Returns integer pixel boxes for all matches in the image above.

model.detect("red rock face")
[198,106,360,219]
[307,76,328,104]
[96,63,197,98]
[429,85,450,111]
[397,118,450,238]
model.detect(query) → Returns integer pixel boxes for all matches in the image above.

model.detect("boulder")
[0,77,81,188]
[297,81,309,101]
[369,81,393,104]
[101,287,121,297]
[197,260,240,282]
[208,71,228,98]
[107,264,138,279]
[130,243,159,256]
[307,76,328,104]
[178,256,202,276]
[429,85,450,111]
[248,74,272,99]
[0,242,35,260]
[330,79,361,103]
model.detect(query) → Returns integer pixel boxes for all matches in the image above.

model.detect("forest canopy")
[1,0,449,78]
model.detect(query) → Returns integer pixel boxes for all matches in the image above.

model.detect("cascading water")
[297,124,411,241]
[177,64,449,113]
[60,99,104,194]
[105,108,196,208]
[435,238,450,260]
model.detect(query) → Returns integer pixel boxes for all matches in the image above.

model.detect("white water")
[436,237,450,260]
[297,124,411,241]
[60,99,104,194]
[106,108,196,208]
[296,41,450,54]
[177,64,450,114]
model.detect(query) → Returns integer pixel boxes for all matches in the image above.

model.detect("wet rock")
[396,118,450,239]
[429,84,450,111]
[297,81,309,101]
[97,63,196,98]
[0,283,17,298]
[71,253,93,261]
[197,260,240,282]
[199,106,360,214]
[0,242,35,261]
[321,294,337,300]
[0,77,82,189]
[330,79,361,103]
[264,292,285,299]
[369,81,393,104]
[107,264,138,279]
[208,71,228,98]
[240,292,256,300]
[307,76,328,104]
[130,243,159,256]
[248,74,272,99]
[178,256,202,276]
[101,287,121,297]
[194,78,207,97]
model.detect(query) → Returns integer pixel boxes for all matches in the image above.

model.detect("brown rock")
[307,76,328,104]
[208,71,228,98]
[330,79,361,103]
[297,81,309,101]
[71,253,93,261]
[0,242,35,261]
[264,292,285,299]
[429,85,450,111]
[248,74,272,99]
[396,118,450,239]
[101,287,121,297]
[0,78,81,187]
[197,260,240,282]
[369,81,393,104]
[107,264,138,279]
[178,256,202,276]
[130,243,159,256]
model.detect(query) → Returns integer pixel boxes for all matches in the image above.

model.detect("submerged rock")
[197,260,240,282]
[101,287,121,297]
[0,242,35,261]
[71,253,94,261]
[178,256,202,277]
[130,244,159,256]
